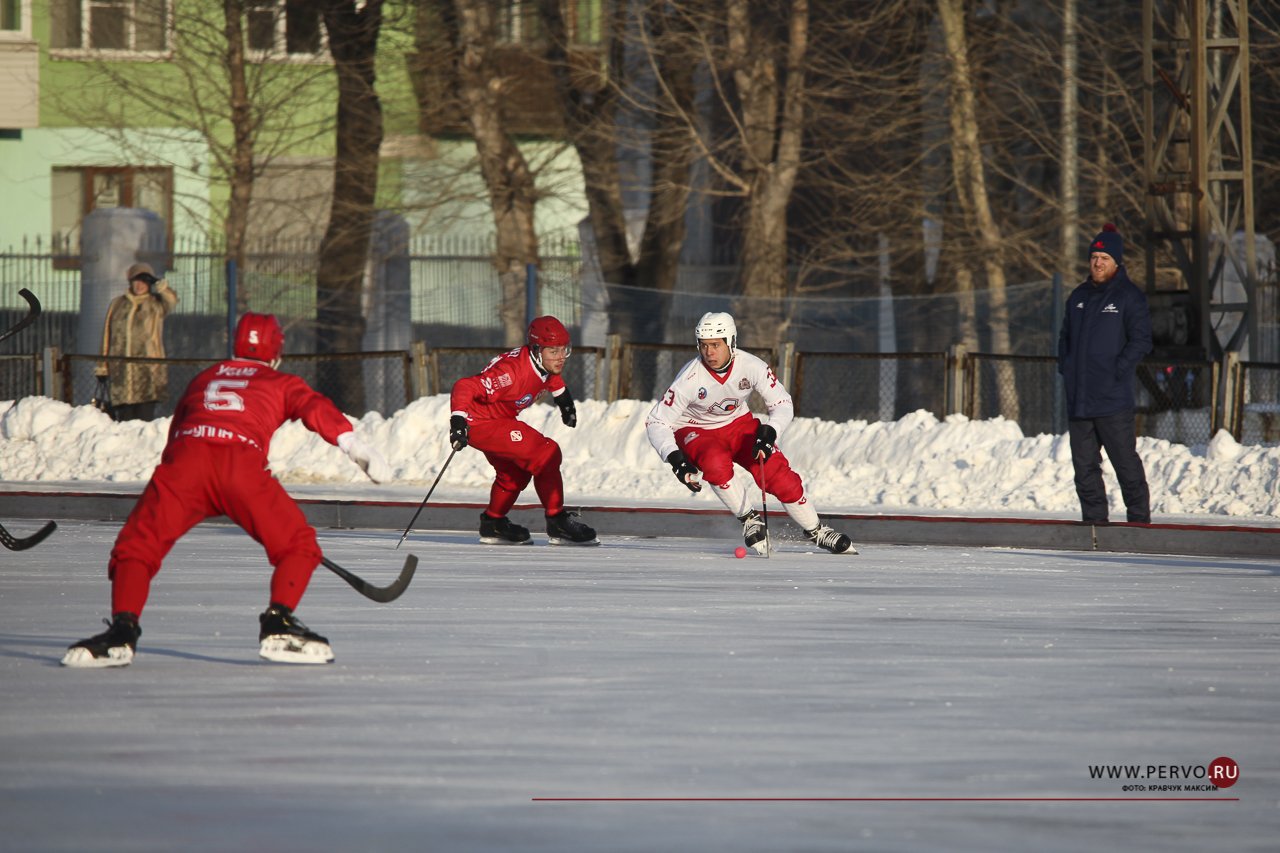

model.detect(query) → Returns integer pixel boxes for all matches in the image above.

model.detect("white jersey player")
[645,312,855,555]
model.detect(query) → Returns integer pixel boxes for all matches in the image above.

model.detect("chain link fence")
[793,352,948,424]
[3,238,1278,446]
[1236,361,1280,444]
[58,351,413,420]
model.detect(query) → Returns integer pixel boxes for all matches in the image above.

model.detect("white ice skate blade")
[749,539,771,556]
[804,542,859,555]
[478,536,533,546]
[61,645,133,668]
[547,536,600,546]
[259,636,334,664]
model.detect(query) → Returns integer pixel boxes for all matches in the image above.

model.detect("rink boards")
[1,490,1276,559]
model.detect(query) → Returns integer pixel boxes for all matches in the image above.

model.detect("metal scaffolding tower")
[1142,0,1258,359]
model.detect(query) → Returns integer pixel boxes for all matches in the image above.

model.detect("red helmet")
[234,312,285,363]
[527,316,570,349]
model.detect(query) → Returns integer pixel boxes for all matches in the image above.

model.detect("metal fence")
[1236,360,1280,445]
[3,236,1279,445]
[793,351,949,424]
[57,351,413,420]
[5,341,1278,448]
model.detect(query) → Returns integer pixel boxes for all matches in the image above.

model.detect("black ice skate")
[739,510,770,555]
[61,613,141,668]
[807,524,857,555]
[258,604,334,664]
[479,512,532,545]
[546,511,598,546]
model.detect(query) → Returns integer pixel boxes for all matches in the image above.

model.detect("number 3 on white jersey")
[205,378,249,411]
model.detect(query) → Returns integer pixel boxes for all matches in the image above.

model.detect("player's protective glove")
[337,432,393,484]
[752,423,777,461]
[555,388,577,428]
[666,450,702,493]
[449,414,470,451]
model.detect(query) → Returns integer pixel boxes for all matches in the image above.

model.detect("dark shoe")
[62,613,141,668]
[479,512,531,545]
[546,511,598,545]
[739,510,769,555]
[807,525,856,554]
[258,604,333,664]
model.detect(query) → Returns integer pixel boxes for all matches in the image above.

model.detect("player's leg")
[1068,418,1109,523]
[744,446,855,555]
[216,448,333,664]
[681,424,763,550]
[1095,410,1150,523]
[498,429,597,544]
[63,443,212,667]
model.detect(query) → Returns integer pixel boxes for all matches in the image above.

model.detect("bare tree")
[48,3,334,278]
[410,0,544,346]
[314,0,386,414]
[537,0,699,343]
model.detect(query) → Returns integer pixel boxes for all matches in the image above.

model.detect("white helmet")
[694,311,737,353]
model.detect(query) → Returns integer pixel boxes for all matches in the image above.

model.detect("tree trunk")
[222,0,253,313]
[453,0,540,347]
[727,0,808,351]
[937,0,1017,421]
[539,0,698,346]
[315,0,385,414]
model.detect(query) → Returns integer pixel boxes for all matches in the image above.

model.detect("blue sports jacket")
[1057,266,1153,419]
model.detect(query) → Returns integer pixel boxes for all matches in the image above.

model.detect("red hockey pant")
[676,415,805,503]
[468,418,564,518]
[108,440,323,616]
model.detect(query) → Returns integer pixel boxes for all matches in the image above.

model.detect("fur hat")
[126,262,156,282]
[1088,223,1123,264]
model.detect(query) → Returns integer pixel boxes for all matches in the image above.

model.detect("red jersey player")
[449,316,597,545]
[62,313,392,668]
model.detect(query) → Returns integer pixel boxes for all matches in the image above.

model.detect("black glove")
[666,450,702,493]
[555,389,576,428]
[752,423,777,461]
[449,414,469,451]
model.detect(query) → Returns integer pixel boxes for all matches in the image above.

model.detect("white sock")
[783,497,820,531]
[710,471,753,518]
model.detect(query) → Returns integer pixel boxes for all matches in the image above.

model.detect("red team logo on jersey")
[510,430,523,442]
[698,388,707,399]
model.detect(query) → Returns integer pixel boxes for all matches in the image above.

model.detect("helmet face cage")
[527,316,571,367]
[694,311,737,353]
[234,312,285,364]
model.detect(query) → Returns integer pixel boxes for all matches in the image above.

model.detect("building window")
[246,0,325,58]
[50,0,170,52]
[51,165,173,267]
[1,0,31,37]
[497,1,602,46]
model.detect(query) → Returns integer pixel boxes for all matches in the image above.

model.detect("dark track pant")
[1068,411,1151,523]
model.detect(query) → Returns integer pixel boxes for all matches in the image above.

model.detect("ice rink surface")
[1,520,1276,852]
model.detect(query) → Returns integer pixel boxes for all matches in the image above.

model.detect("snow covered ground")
[2,394,1279,520]
[2,522,1276,852]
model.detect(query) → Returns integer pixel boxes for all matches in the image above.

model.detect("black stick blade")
[320,554,418,603]
[0,520,57,551]
[0,289,42,345]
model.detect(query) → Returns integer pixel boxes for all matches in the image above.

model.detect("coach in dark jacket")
[1057,223,1153,524]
